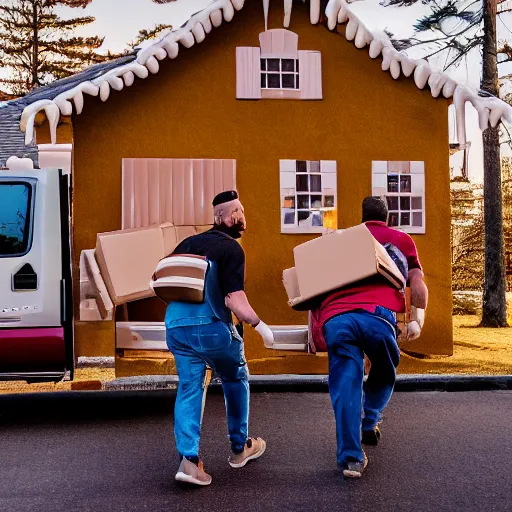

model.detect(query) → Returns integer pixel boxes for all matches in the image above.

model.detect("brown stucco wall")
[35,118,73,145]
[71,1,452,368]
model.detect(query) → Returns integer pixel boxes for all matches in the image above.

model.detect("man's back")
[310,221,422,349]
[164,227,246,329]
[172,227,246,298]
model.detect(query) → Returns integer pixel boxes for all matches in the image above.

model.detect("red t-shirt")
[310,221,422,351]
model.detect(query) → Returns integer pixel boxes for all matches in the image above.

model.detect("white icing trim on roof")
[18,0,512,149]
[19,0,245,145]
[6,155,34,170]
[320,0,512,145]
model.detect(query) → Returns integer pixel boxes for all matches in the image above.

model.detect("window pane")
[268,58,280,72]
[400,196,411,210]
[282,196,295,209]
[310,161,320,173]
[387,175,399,193]
[400,175,411,193]
[323,209,337,229]
[298,211,310,223]
[296,161,307,173]
[413,212,423,227]
[261,73,267,88]
[388,212,399,227]
[312,212,323,227]
[260,59,266,71]
[267,73,280,88]
[400,212,411,226]
[386,196,398,210]
[284,211,295,225]
[282,59,295,72]
[311,195,322,208]
[412,196,423,210]
[310,175,321,192]
[296,175,309,192]
[0,183,31,257]
[324,195,335,208]
[297,195,310,209]
[296,74,299,89]
[282,74,295,89]
[296,59,299,72]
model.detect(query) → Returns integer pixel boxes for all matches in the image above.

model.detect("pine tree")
[128,24,173,50]
[0,0,118,95]
[382,0,510,327]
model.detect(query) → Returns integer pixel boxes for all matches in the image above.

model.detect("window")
[236,29,322,100]
[260,58,299,90]
[371,161,425,234]
[0,182,33,257]
[280,160,337,234]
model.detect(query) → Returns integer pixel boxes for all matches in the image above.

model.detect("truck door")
[0,168,73,382]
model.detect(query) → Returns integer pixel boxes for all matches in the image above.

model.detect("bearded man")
[165,190,273,486]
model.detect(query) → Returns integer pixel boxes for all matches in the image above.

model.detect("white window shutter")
[298,51,322,100]
[236,47,262,99]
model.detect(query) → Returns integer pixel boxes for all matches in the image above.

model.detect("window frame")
[260,57,300,91]
[280,160,337,234]
[0,179,36,259]
[372,161,426,235]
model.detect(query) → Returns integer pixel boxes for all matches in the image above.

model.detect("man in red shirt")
[311,197,428,478]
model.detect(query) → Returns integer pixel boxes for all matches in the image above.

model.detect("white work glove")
[406,321,421,341]
[406,307,425,341]
[254,320,275,349]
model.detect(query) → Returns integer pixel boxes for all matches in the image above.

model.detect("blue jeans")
[323,307,400,466]
[166,320,249,459]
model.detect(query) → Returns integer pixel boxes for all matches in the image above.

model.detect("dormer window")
[236,29,322,100]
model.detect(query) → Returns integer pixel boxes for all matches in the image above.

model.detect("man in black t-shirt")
[165,190,274,487]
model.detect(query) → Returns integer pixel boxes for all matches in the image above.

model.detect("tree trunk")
[31,0,39,89]
[480,0,509,327]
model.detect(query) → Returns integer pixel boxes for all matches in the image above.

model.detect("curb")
[77,357,115,369]
[102,374,512,393]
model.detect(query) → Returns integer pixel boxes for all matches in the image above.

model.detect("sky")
[37,1,512,181]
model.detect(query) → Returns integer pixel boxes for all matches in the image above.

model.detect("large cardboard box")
[95,223,180,305]
[285,224,405,309]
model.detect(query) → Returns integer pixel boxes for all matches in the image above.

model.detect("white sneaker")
[228,437,267,468]
[175,458,212,486]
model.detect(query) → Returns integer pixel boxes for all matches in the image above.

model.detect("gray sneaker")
[342,452,368,479]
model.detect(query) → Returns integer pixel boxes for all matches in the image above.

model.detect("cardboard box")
[79,299,103,321]
[282,267,301,305]
[80,249,114,319]
[93,223,212,307]
[95,225,163,305]
[288,224,405,308]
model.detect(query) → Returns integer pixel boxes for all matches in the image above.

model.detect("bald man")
[165,190,273,486]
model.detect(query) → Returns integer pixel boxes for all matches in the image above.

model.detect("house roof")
[1,0,511,168]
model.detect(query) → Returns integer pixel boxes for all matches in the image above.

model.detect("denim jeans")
[166,320,249,459]
[323,306,400,466]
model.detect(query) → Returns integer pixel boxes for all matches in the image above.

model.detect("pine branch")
[128,23,173,49]
[0,0,111,94]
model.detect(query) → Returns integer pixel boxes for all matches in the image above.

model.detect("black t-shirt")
[171,227,245,298]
